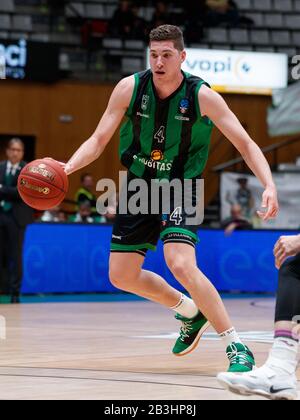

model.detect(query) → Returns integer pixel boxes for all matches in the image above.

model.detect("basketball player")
[218,234,300,400]
[54,25,278,372]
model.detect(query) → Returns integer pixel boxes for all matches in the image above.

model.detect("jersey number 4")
[154,126,165,144]
[170,207,183,226]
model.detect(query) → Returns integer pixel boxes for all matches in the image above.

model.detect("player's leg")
[109,251,181,306]
[217,255,300,400]
[164,242,255,371]
[109,184,201,319]
[164,242,231,331]
[110,251,205,320]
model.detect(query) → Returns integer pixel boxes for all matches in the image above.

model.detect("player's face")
[149,41,186,82]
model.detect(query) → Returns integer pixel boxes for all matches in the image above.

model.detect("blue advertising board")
[22,224,297,294]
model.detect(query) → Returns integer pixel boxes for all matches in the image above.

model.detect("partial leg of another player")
[217,255,300,400]
[164,242,255,372]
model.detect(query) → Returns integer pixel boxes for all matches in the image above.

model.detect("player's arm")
[64,76,134,175]
[199,85,278,221]
[274,234,300,269]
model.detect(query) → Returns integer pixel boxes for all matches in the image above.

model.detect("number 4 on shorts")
[170,207,183,226]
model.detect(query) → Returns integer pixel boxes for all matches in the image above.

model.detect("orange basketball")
[17,158,69,210]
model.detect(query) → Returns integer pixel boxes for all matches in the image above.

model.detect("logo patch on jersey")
[137,111,150,118]
[141,95,150,111]
[162,214,168,227]
[179,98,190,114]
[151,150,164,161]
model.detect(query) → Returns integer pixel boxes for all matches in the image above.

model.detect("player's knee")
[109,264,139,290]
[109,266,127,289]
[167,257,194,282]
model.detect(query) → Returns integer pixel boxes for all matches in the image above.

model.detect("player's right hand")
[257,185,279,221]
[44,158,67,173]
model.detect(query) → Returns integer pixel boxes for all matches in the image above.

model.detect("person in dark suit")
[0,138,34,303]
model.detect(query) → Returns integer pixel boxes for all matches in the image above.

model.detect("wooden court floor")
[0,297,299,400]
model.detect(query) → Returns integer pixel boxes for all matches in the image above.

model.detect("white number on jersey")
[170,207,183,226]
[154,126,165,144]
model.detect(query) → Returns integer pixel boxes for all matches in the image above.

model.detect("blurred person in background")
[226,177,254,221]
[70,201,101,223]
[151,2,171,28]
[75,173,97,215]
[40,205,66,222]
[221,203,253,236]
[131,4,148,40]
[109,0,135,38]
[184,1,206,42]
[57,210,67,222]
[206,0,240,27]
[0,138,34,303]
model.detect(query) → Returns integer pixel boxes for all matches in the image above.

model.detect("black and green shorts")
[110,172,201,257]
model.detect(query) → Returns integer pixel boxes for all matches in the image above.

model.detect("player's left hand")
[274,235,300,269]
[257,185,279,221]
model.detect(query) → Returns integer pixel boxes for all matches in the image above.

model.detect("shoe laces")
[179,319,193,341]
[227,343,249,365]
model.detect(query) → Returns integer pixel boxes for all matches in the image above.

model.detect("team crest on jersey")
[179,98,190,114]
[162,214,168,227]
[151,150,164,161]
[141,95,150,111]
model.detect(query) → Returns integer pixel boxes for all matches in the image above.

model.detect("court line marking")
[0,366,218,378]
[250,300,276,309]
[0,373,223,392]
[1,366,298,382]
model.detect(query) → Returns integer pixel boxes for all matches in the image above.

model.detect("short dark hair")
[7,137,24,150]
[149,25,184,52]
[81,173,93,183]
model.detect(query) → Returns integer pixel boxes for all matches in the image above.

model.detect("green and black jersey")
[119,69,214,180]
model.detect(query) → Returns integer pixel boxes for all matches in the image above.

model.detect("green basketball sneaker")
[226,342,256,373]
[172,311,210,356]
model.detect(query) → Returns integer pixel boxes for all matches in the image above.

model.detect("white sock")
[219,327,242,348]
[266,337,299,375]
[170,294,198,319]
